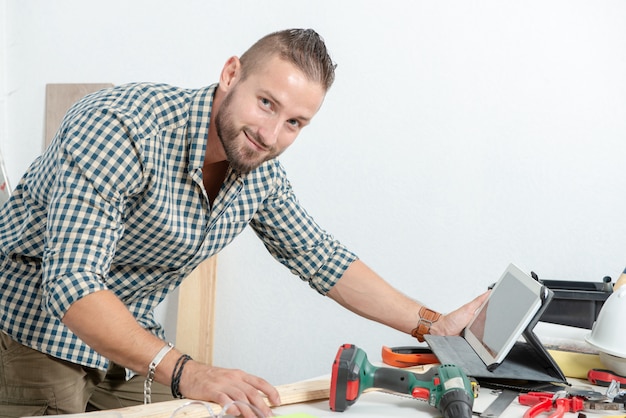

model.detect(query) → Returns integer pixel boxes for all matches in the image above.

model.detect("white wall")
[3,0,626,386]
[0,0,8,194]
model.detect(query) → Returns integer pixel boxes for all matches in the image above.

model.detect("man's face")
[216,56,326,174]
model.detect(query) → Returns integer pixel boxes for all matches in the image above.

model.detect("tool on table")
[519,391,572,418]
[589,369,626,387]
[569,386,626,407]
[330,343,476,418]
[519,390,625,418]
[381,345,439,367]
[480,389,518,418]
[605,380,626,403]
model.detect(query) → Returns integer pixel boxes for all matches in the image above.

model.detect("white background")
[1,0,625,386]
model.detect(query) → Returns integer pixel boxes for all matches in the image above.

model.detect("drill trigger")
[412,387,430,400]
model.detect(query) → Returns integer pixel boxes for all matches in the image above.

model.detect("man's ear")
[219,56,241,92]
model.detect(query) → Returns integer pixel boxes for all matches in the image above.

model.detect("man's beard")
[215,91,279,174]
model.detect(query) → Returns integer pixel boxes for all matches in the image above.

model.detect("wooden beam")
[84,378,330,418]
[175,255,218,365]
[63,365,431,417]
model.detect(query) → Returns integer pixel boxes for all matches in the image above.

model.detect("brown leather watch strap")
[411,306,442,342]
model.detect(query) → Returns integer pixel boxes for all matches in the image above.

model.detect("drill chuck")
[439,388,474,418]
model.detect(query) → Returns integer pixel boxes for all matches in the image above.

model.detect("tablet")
[463,263,546,369]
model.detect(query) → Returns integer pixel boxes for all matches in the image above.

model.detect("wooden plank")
[264,378,330,406]
[94,378,330,418]
[175,255,218,366]
[45,83,113,148]
[616,273,626,291]
[30,364,432,417]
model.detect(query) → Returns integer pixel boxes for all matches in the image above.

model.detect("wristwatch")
[411,306,441,342]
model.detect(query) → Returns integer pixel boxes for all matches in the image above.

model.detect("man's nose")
[259,118,281,146]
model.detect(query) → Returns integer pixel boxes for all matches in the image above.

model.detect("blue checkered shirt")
[0,82,357,372]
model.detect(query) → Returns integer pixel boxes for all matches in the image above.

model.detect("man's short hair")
[239,29,337,91]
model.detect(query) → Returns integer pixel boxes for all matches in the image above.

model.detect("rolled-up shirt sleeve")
[41,107,144,319]
[250,163,358,295]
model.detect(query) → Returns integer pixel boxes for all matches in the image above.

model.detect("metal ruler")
[480,389,518,417]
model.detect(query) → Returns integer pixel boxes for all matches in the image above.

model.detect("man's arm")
[326,260,489,338]
[62,290,280,418]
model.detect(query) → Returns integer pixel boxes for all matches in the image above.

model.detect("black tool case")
[537,276,613,329]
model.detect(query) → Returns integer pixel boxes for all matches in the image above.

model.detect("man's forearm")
[61,289,180,384]
[326,260,424,334]
[327,260,489,338]
[61,289,282,415]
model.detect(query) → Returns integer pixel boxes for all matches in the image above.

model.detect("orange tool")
[381,345,439,367]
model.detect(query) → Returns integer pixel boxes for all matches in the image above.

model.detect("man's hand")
[179,362,281,417]
[430,291,490,337]
[62,290,280,417]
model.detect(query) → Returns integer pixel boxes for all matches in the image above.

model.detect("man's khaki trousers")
[0,332,172,417]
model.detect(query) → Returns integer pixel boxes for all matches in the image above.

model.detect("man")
[0,29,487,417]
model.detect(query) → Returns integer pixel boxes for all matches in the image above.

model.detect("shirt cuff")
[43,271,108,319]
[309,246,358,295]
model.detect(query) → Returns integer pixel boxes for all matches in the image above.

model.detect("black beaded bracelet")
[171,354,192,399]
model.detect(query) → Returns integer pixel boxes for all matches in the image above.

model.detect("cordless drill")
[330,344,475,418]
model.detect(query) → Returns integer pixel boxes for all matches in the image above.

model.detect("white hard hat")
[585,286,626,358]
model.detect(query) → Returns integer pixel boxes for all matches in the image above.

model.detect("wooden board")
[60,365,431,417]
[616,273,626,291]
[45,83,113,148]
[87,378,330,418]
[175,255,218,365]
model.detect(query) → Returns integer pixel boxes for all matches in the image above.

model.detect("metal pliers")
[518,390,625,417]
[518,391,583,418]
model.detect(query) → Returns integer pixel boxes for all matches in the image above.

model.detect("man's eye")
[287,119,300,128]
[260,98,271,108]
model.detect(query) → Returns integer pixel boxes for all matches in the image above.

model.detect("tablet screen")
[464,263,544,368]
